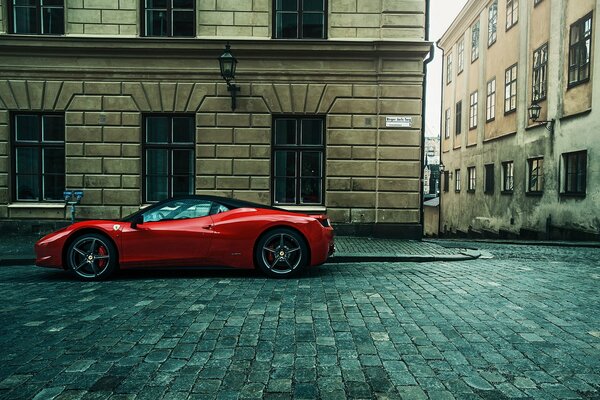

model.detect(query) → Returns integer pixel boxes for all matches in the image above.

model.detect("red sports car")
[35,196,335,280]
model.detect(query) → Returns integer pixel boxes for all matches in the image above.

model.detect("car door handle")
[202,224,213,230]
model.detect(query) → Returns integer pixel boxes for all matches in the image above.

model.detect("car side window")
[143,199,213,223]
[210,203,230,215]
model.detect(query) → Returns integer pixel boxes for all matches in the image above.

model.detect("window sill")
[276,205,327,213]
[560,192,586,198]
[501,190,514,195]
[8,203,65,209]
[525,191,544,197]
[467,189,475,193]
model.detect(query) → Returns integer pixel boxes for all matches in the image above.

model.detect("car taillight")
[319,218,331,228]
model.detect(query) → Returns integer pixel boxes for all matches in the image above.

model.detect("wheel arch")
[62,228,120,270]
[253,225,311,269]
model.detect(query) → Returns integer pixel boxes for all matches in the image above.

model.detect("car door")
[120,199,215,267]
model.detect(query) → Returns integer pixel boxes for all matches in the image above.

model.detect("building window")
[488,0,497,46]
[458,40,465,73]
[506,0,518,30]
[274,0,326,39]
[467,166,476,192]
[471,20,480,62]
[504,64,518,113]
[484,164,494,194]
[532,43,548,102]
[446,54,453,84]
[528,157,544,193]
[12,113,65,202]
[562,151,587,195]
[455,169,461,192]
[502,161,514,193]
[455,101,462,135]
[143,115,195,202]
[443,171,449,192]
[469,91,478,129]
[534,0,543,5]
[444,109,451,139]
[8,0,64,34]
[142,0,195,37]
[272,117,325,205]
[486,78,496,121]
[568,13,593,87]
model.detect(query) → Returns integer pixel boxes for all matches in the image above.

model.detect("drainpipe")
[436,41,445,237]
[420,0,434,238]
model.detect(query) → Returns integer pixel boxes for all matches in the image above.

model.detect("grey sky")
[425,0,470,137]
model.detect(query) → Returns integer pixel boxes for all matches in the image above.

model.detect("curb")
[427,238,600,249]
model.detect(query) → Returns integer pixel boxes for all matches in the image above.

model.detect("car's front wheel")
[66,233,117,281]
[256,228,308,278]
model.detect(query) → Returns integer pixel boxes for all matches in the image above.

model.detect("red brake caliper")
[97,246,107,269]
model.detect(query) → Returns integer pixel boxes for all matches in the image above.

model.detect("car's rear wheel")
[66,233,117,281]
[256,228,308,278]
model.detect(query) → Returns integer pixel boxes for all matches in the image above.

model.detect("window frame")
[527,157,544,194]
[443,170,450,192]
[501,161,514,193]
[568,12,593,89]
[532,43,549,102]
[142,113,196,203]
[467,166,476,192]
[272,0,328,40]
[484,163,494,194]
[469,91,478,130]
[458,40,465,74]
[446,53,453,84]
[444,108,451,139]
[488,0,498,47]
[271,115,326,206]
[11,112,65,202]
[504,63,518,114]
[455,169,461,192]
[506,0,519,31]
[140,0,196,38]
[471,20,480,62]
[7,0,65,35]
[455,101,462,135]
[562,150,587,196]
[486,78,496,122]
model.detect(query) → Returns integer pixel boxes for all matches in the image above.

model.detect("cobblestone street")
[1,242,599,399]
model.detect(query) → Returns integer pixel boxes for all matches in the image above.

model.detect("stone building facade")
[439,0,600,240]
[0,0,431,237]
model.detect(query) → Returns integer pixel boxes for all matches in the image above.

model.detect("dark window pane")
[172,117,194,143]
[301,119,322,145]
[43,115,64,141]
[42,0,64,6]
[302,13,324,38]
[274,178,296,204]
[42,7,64,34]
[172,175,193,196]
[146,117,169,143]
[16,147,39,174]
[15,0,37,5]
[173,0,193,8]
[146,149,168,175]
[275,151,296,176]
[43,174,65,201]
[146,10,168,36]
[146,175,169,202]
[147,0,168,8]
[14,6,37,34]
[304,0,324,11]
[276,12,298,38]
[15,115,39,141]
[275,119,296,144]
[43,148,65,174]
[17,175,39,200]
[172,10,194,36]
[172,149,193,175]
[276,0,297,11]
[301,152,321,177]
[300,178,321,204]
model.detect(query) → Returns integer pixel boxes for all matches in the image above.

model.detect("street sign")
[386,116,413,128]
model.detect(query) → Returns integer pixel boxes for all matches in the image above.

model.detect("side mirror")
[131,215,144,229]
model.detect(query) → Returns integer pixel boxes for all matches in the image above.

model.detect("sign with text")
[386,116,413,128]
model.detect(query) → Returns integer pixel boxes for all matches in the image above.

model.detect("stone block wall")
[198,0,269,37]
[0,2,4,33]
[67,0,138,35]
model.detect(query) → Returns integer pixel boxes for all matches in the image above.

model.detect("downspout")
[420,0,434,238]
[436,41,445,237]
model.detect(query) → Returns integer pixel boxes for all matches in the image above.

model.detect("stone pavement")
[1,242,600,399]
[0,233,479,266]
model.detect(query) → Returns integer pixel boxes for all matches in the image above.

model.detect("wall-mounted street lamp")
[218,42,240,111]
[528,101,555,133]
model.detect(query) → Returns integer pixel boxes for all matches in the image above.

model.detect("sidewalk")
[0,232,481,266]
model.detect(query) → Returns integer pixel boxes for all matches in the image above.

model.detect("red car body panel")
[35,204,334,271]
